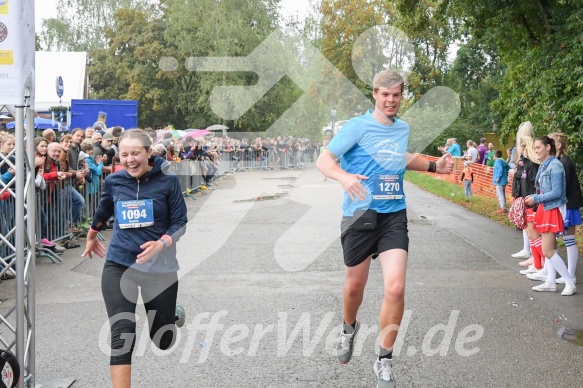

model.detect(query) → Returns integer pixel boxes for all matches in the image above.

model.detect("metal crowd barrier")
[0,195,17,278]
[222,149,315,171]
[13,154,295,268]
[34,179,76,263]
[168,160,206,199]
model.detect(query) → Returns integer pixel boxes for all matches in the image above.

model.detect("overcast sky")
[34,0,314,31]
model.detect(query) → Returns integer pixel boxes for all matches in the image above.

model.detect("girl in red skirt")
[548,132,583,285]
[525,136,576,295]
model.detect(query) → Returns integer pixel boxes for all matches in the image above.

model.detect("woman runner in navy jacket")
[82,129,188,387]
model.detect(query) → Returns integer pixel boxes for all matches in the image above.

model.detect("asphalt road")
[7,165,583,387]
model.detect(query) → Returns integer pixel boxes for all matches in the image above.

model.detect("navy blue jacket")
[91,156,188,272]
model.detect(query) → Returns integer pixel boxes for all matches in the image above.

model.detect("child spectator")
[81,143,107,214]
[493,150,510,213]
[460,161,473,197]
[82,142,104,196]
[0,134,15,185]
[111,155,124,173]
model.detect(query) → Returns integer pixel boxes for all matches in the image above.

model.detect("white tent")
[34,51,87,111]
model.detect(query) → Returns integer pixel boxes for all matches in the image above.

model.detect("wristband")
[159,238,168,249]
[428,161,437,173]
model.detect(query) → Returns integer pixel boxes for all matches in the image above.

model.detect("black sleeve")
[105,148,115,166]
[512,163,522,198]
[561,157,574,184]
[527,161,539,195]
[460,172,465,182]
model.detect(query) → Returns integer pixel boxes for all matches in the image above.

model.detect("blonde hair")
[0,133,15,152]
[514,121,535,164]
[373,70,404,92]
[520,136,539,165]
[548,132,568,157]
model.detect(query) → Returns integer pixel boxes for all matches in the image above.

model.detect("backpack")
[509,197,527,230]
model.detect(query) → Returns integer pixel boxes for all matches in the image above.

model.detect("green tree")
[395,0,459,100]
[88,0,304,131]
[320,0,394,107]
[39,0,154,51]
[446,0,583,174]
[88,8,173,127]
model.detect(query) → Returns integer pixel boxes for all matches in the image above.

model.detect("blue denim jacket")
[533,156,566,210]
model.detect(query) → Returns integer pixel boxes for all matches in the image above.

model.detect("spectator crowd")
[0,124,322,282]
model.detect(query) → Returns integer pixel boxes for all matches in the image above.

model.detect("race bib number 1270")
[372,175,404,200]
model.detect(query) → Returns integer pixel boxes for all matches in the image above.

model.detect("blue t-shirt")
[446,143,461,156]
[327,110,409,216]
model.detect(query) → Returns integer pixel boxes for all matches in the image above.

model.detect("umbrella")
[5,117,61,130]
[206,124,229,131]
[171,129,186,138]
[183,129,210,139]
[156,129,178,141]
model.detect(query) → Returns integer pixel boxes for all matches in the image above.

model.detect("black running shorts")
[340,209,409,267]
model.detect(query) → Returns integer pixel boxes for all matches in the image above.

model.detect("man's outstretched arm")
[406,152,453,174]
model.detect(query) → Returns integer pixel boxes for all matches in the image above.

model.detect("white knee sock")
[547,253,573,284]
[563,235,578,278]
[523,230,531,254]
[545,259,556,285]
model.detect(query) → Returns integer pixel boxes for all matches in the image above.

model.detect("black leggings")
[102,261,178,365]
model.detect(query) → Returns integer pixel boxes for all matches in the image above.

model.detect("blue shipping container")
[71,99,138,130]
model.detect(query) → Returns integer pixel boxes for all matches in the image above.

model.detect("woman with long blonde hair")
[513,121,535,166]
[510,121,537,262]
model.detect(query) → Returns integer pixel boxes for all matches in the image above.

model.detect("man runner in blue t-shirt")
[316,69,452,387]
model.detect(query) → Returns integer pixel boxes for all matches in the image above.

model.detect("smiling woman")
[81,128,189,388]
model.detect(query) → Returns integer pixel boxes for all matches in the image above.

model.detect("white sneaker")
[561,282,577,296]
[532,281,557,292]
[511,250,531,259]
[373,359,396,388]
[519,266,538,275]
[526,271,547,281]
[556,277,577,285]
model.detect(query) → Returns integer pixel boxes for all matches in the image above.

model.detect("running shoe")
[511,250,531,259]
[532,281,557,292]
[175,305,186,328]
[526,271,547,281]
[561,282,577,296]
[556,277,577,285]
[374,358,396,388]
[336,319,360,364]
